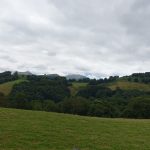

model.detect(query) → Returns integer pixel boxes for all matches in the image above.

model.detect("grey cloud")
[121,0,150,46]
[0,0,149,77]
[48,52,57,57]
[0,55,17,63]
[17,64,48,74]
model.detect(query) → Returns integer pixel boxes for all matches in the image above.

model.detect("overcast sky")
[0,0,150,78]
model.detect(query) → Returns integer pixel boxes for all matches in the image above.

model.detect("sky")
[0,0,150,78]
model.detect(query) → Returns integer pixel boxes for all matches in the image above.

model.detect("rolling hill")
[70,80,150,97]
[107,81,150,91]
[0,79,26,95]
[0,107,150,150]
[69,82,88,96]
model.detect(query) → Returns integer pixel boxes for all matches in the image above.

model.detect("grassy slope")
[70,81,150,96]
[69,82,88,96]
[0,108,150,150]
[0,79,26,95]
[107,81,150,91]
[1,78,149,97]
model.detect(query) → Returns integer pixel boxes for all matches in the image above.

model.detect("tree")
[10,77,71,103]
[30,100,43,111]
[89,100,118,117]
[0,92,7,107]
[59,97,91,115]
[42,100,58,112]
[123,96,150,118]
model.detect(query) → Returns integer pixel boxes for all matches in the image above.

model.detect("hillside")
[107,81,150,91]
[69,82,88,96]
[70,80,150,96]
[0,71,150,119]
[0,79,26,95]
[0,108,150,150]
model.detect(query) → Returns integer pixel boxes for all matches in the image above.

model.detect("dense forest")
[0,71,150,118]
[0,71,18,84]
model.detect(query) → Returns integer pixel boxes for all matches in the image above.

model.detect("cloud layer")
[0,0,150,77]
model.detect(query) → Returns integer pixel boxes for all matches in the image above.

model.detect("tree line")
[127,72,150,84]
[0,71,18,84]
[0,71,150,118]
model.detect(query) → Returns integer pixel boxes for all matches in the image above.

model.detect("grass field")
[108,81,150,91]
[69,82,87,96]
[0,79,26,95]
[0,108,150,150]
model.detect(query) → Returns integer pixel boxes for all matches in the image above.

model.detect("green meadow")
[69,82,88,96]
[108,81,150,91]
[0,107,150,150]
[0,79,26,95]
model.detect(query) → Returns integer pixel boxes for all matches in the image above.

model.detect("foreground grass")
[0,79,26,95]
[0,108,150,150]
[108,81,150,91]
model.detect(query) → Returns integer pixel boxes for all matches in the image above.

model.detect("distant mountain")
[17,71,33,76]
[66,74,88,80]
[46,74,60,79]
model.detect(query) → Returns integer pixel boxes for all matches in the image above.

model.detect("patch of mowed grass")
[69,82,87,96]
[0,79,26,95]
[108,81,150,91]
[0,108,150,150]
